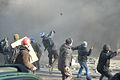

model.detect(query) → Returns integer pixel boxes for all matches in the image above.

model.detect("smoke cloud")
[0,0,120,59]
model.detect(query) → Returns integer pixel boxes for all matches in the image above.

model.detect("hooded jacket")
[15,45,34,70]
[97,45,118,72]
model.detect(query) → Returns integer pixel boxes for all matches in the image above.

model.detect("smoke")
[0,0,120,59]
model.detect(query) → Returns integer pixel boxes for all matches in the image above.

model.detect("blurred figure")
[0,37,9,53]
[0,38,8,53]
[72,41,93,80]
[0,37,11,64]
[9,34,20,64]
[15,37,37,72]
[40,31,58,72]
[97,44,120,80]
[110,72,120,80]
[30,36,42,71]
[58,38,73,80]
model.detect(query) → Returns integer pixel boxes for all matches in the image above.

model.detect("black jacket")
[72,45,92,62]
[42,31,56,51]
[97,50,117,72]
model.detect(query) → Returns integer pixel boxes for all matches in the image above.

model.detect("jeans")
[77,62,90,78]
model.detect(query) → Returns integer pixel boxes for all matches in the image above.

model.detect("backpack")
[9,46,20,64]
[43,37,54,49]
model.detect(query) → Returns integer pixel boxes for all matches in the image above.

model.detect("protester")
[97,44,120,80]
[30,36,42,71]
[40,31,58,72]
[72,41,93,80]
[58,38,73,80]
[9,34,20,64]
[110,72,120,80]
[15,37,37,72]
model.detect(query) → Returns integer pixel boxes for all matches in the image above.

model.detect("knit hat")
[66,38,73,44]
[14,34,19,41]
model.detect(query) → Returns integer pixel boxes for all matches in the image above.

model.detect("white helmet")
[81,41,87,47]
[40,32,45,38]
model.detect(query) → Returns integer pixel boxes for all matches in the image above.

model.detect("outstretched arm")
[72,46,79,51]
[108,49,120,59]
[48,30,55,38]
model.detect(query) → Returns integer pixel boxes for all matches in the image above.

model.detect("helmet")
[103,44,111,51]
[29,36,34,41]
[22,37,31,45]
[14,34,19,41]
[81,41,87,47]
[40,32,45,38]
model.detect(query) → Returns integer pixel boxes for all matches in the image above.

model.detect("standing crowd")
[0,30,120,80]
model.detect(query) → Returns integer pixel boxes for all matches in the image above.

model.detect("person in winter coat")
[0,37,11,64]
[40,31,58,72]
[72,41,93,80]
[97,44,120,80]
[58,38,73,80]
[30,36,42,71]
[9,34,20,64]
[110,72,120,80]
[15,37,37,72]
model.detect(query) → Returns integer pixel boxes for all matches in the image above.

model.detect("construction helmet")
[14,34,19,41]
[40,32,45,38]
[29,36,34,41]
[22,37,31,45]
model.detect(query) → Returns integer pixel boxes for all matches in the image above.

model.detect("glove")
[33,67,37,71]
[65,66,70,72]
[64,66,71,76]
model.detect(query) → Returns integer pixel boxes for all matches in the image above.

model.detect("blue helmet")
[40,32,45,38]
[29,36,34,41]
